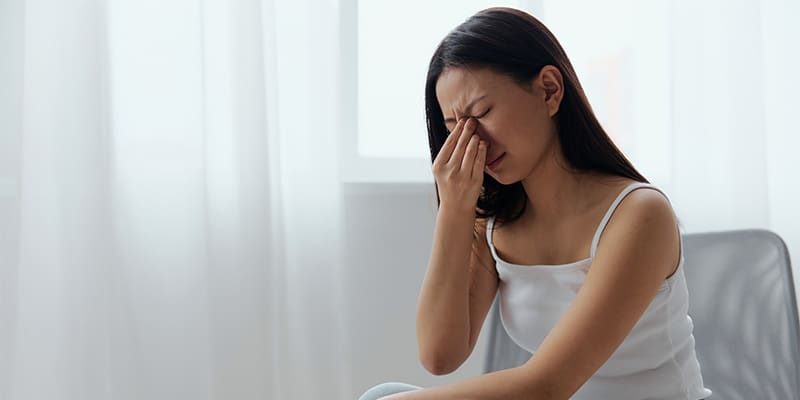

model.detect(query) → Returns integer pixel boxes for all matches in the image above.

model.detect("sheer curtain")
[667,0,800,245]
[0,0,350,399]
[655,0,800,303]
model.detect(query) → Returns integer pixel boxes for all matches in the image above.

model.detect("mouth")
[486,153,506,170]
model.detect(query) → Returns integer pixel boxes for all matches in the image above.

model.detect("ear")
[534,65,564,118]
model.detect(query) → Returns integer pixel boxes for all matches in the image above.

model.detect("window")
[342,0,671,183]
[342,0,542,182]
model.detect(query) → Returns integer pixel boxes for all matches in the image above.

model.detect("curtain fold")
[666,0,800,295]
[1,0,352,398]
[9,0,116,398]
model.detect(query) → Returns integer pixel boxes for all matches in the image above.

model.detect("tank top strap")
[486,216,496,246]
[589,182,658,258]
[485,215,503,263]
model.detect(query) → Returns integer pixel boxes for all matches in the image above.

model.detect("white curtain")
[663,0,800,303]
[667,0,800,242]
[0,0,351,399]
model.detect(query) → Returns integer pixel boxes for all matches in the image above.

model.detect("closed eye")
[445,108,491,133]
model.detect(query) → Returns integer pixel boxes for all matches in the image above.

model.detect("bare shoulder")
[600,184,680,279]
[593,174,674,219]
[587,174,639,206]
[617,185,675,221]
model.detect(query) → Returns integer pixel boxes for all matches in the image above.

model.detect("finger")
[461,134,479,172]
[448,118,477,166]
[472,140,487,179]
[436,118,467,165]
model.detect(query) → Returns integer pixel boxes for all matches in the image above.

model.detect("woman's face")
[435,66,563,185]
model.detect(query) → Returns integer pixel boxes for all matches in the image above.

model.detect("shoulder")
[597,184,680,279]
[615,185,676,227]
[594,177,677,230]
[593,175,674,223]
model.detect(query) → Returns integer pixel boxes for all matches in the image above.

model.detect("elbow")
[418,350,465,376]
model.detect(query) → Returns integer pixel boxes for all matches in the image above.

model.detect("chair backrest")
[482,229,800,399]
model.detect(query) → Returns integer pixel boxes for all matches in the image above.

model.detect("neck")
[519,143,593,223]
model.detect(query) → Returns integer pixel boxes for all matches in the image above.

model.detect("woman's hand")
[432,117,487,214]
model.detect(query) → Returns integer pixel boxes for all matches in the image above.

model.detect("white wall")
[343,183,494,396]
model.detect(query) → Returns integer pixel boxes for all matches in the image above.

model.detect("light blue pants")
[357,381,711,399]
[357,382,423,400]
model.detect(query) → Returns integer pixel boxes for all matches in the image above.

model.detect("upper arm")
[465,217,500,357]
[518,189,681,399]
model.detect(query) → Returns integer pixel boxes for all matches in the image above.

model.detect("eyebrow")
[443,95,488,124]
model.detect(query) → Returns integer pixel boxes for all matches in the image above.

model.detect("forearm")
[416,208,475,370]
[378,365,554,400]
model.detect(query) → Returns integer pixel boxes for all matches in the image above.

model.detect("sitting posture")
[360,7,711,400]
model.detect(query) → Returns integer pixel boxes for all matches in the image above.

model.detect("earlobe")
[547,87,561,117]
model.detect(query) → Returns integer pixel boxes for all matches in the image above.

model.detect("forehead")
[435,67,503,111]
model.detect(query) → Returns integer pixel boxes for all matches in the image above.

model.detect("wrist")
[438,203,475,219]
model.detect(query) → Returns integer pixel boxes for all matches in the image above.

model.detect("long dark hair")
[425,7,647,227]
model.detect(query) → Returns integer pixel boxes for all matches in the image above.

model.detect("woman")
[360,7,711,400]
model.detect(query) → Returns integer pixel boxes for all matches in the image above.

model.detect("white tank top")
[486,182,713,400]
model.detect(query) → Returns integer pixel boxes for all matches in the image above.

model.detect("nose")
[472,123,492,149]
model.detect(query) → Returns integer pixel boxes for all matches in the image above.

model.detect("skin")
[386,66,682,399]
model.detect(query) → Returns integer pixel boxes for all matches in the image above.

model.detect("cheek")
[477,115,509,143]
[474,120,494,143]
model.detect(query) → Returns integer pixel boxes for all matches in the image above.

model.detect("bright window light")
[351,1,670,183]
[357,1,532,159]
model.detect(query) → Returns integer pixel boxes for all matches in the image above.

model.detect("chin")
[488,172,514,186]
